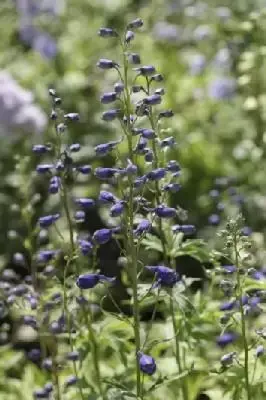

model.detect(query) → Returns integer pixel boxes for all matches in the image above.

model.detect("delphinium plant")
[211,215,266,399]
[3,17,210,400]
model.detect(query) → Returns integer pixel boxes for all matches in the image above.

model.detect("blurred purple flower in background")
[188,53,206,75]
[193,25,213,41]
[153,22,181,42]
[208,77,236,100]
[0,71,47,136]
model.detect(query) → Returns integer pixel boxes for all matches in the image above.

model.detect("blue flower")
[172,225,196,235]
[160,136,176,148]
[110,201,125,217]
[49,176,60,194]
[155,205,176,218]
[208,214,220,225]
[255,345,264,358]
[146,265,179,287]
[125,30,135,43]
[220,300,236,311]
[100,92,117,104]
[99,190,116,203]
[146,168,166,181]
[64,376,78,387]
[133,65,156,76]
[167,160,181,172]
[141,129,155,139]
[97,59,119,69]
[75,198,95,208]
[95,167,118,179]
[33,388,49,399]
[138,352,156,375]
[70,143,81,152]
[66,351,80,361]
[64,113,80,121]
[134,220,151,236]
[128,53,141,64]
[78,240,93,255]
[37,250,59,263]
[102,109,121,121]
[143,94,162,106]
[163,183,182,193]
[76,165,92,175]
[208,77,236,100]
[188,54,206,75]
[127,18,144,29]
[32,144,50,154]
[39,213,60,228]
[135,137,147,153]
[98,28,118,37]
[76,273,115,289]
[159,109,174,119]
[126,159,138,175]
[95,140,120,156]
[114,82,124,93]
[216,332,238,348]
[93,228,112,245]
[36,164,53,173]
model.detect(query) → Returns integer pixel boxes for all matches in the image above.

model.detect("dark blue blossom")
[49,176,60,194]
[98,28,118,37]
[102,109,121,121]
[128,53,141,64]
[93,228,112,245]
[99,190,116,203]
[216,332,238,348]
[134,219,151,236]
[126,159,138,175]
[33,388,49,399]
[160,136,176,148]
[146,168,166,181]
[74,210,86,222]
[64,376,78,387]
[172,224,196,235]
[95,167,118,179]
[127,18,144,29]
[163,183,181,193]
[145,150,154,162]
[97,59,119,70]
[255,345,264,358]
[159,109,174,118]
[95,140,120,156]
[155,205,176,218]
[110,201,125,217]
[220,300,236,311]
[114,82,124,93]
[78,240,94,256]
[70,143,81,152]
[64,113,80,121]
[32,144,50,154]
[143,94,162,106]
[133,65,156,76]
[223,265,236,274]
[208,214,220,225]
[75,198,95,208]
[43,383,53,394]
[76,165,92,175]
[125,30,135,43]
[100,92,117,104]
[167,160,181,172]
[141,129,155,139]
[76,273,115,289]
[146,265,179,287]
[37,250,59,263]
[138,352,156,375]
[36,164,53,173]
[39,213,60,228]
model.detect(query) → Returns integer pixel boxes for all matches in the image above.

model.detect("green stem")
[234,234,251,400]
[122,45,141,398]
[169,291,188,400]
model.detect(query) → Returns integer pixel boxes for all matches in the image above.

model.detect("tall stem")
[234,233,251,400]
[122,47,141,397]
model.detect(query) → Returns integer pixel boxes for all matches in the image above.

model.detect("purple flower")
[94,167,118,180]
[145,150,154,162]
[33,388,49,399]
[95,140,120,156]
[76,165,92,175]
[110,201,125,217]
[64,376,78,387]
[99,190,116,203]
[128,53,141,64]
[138,352,156,375]
[208,214,220,225]
[167,160,181,172]
[32,32,57,59]
[32,144,50,154]
[133,65,156,76]
[141,129,155,139]
[127,18,144,29]
[220,300,236,311]
[93,228,112,245]
[146,265,179,287]
[75,198,95,208]
[126,159,138,175]
[143,94,162,106]
[37,250,59,263]
[151,74,164,82]
[155,205,176,218]
[102,109,121,121]
[78,240,93,256]
[114,82,124,93]
[98,28,118,37]
[97,59,119,70]
[159,109,174,118]
[135,137,147,153]
[146,168,166,182]
[100,92,117,104]
[134,219,151,236]
[70,143,81,152]
[255,345,264,357]
[172,225,196,235]
[64,113,80,121]
[208,77,236,100]
[153,22,180,42]
[39,213,60,228]
[36,164,53,173]
[163,183,182,193]
[188,54,206,75]
[74,211,85,222]
[66,350,80,361]
[76,273,115,289]
[49,176,60,194]
[193,25,213,41]
[125,30,135,43]
[216,332,238,348]
[160,136,176,148]
[223,265,236,274]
